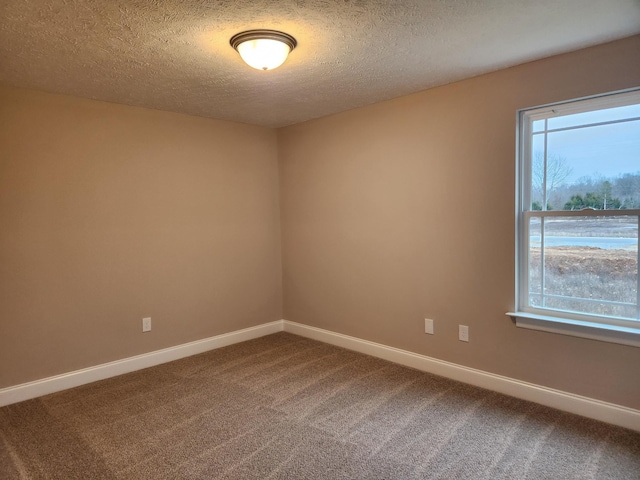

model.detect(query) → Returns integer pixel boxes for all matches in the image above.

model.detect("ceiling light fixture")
[230,29,297,71]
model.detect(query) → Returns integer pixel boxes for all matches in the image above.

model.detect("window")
[510,89,640,347]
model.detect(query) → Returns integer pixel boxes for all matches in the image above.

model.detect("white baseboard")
[3,318,638,433]
[0,320,284,407]
[282,320,640,432]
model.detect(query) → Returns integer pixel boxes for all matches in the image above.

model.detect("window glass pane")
[547,104,640,131]
[530,133,546,210]
[532,119,545,133]
[543,120,640,211]
[539,216,638,320]
[528,217,542,308]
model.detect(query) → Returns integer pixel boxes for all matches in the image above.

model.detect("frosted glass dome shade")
[230,30,297,71]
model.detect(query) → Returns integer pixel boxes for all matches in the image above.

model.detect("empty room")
[1,1,639,478]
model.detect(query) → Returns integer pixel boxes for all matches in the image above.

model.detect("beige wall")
[279,36,640,409]
[0,87,282,388]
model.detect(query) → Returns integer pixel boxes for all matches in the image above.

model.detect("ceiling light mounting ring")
[230,30,297,52]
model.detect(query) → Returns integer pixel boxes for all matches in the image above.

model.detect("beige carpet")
[1,332,639,479]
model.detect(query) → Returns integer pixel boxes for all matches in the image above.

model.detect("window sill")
[506,312,640,348]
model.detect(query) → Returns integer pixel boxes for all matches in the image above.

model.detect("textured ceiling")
[1,1,639,128]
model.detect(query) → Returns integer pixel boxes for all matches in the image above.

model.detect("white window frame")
[508,88,640,347]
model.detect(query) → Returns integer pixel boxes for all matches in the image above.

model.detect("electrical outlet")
[424,318,434,335]
[459,325,469,342]
[142,317,151,332]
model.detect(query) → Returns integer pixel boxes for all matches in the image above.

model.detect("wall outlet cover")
[459,325,469,342]
[425,318,434,335]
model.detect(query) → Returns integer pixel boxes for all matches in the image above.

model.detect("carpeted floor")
[1,332,639,479]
